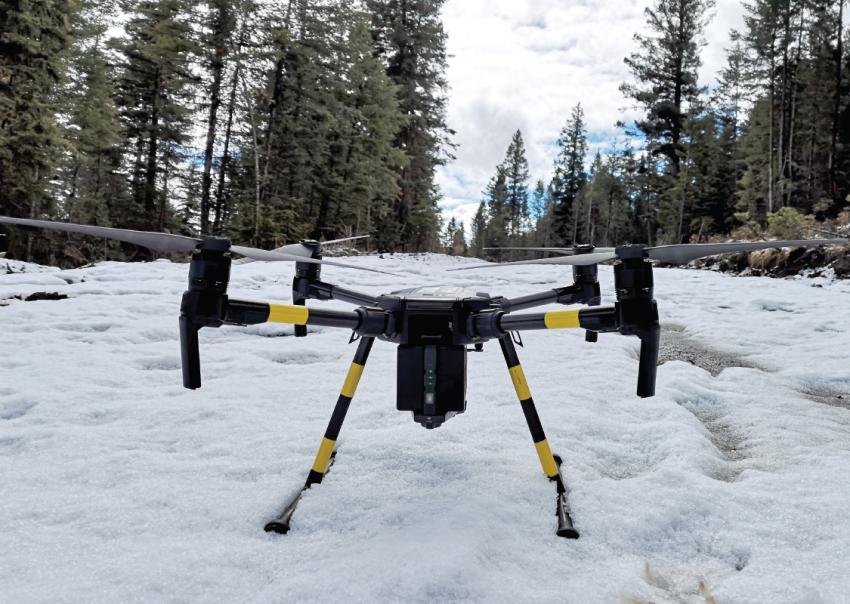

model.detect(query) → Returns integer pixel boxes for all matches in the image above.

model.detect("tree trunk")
[213,18,247,235]
[830,0,845,203]
[143,67,162,223]
[200,5,231,235]
[241,77,262,244]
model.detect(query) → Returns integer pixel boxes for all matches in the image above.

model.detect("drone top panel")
[389,285,490,302]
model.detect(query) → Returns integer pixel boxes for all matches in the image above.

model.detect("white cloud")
[436,0,747,226]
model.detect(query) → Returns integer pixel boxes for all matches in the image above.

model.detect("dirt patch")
[658,324,762,376]
[798,383,850,410]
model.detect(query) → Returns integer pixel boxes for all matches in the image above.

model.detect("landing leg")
[499,336,579,539]
[264,336,374,534]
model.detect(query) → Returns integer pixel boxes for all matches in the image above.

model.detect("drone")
[1,215,845,539]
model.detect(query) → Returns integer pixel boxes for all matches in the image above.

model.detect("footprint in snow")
[755,300,795,313]
[674,394,749,482]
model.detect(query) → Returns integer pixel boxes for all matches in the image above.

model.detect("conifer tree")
[114,0,197,232]
[552,103,589,245]
[484,164,509,254]
[0,0,71,260]
[502,129,530,239]
[368,0,451,250]
[621,0,714,177]
[199,0,237,234]
[470,201,487,257]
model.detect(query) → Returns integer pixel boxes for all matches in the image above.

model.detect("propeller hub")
[614,244,649,260]
[198,236,232,252]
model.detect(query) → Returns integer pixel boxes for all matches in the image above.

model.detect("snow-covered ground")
[2,254,849,603]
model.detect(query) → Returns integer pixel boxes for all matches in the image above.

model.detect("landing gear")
[264,336,374,534]
[499,336,579,539]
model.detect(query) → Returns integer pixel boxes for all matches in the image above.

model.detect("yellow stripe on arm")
[544,309,580,329]
[268,304,309,325]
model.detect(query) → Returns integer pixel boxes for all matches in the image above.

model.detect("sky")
[436,0,749,228]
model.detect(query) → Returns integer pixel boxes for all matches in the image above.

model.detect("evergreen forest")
[1,0,848,265]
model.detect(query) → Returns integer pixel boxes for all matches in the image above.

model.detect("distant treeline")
[0,0,450,264]
[465,0,849,259]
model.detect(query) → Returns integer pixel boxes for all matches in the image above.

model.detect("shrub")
[767,207,814,240]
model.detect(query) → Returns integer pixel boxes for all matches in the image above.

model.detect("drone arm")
[498,282,602,313]
[490,304,659,398]
[497,306,619,333]
[305,281,379,307]
[223,298,362,330]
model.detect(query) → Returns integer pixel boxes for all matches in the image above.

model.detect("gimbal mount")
[178,239,660,538]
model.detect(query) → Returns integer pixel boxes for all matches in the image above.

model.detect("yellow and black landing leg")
[264,336,374,534]
[499,336,579,539]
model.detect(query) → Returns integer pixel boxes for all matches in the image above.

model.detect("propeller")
[0,217,391,275]
[483,246,616,256]
[233,234,370,264]
[451,239,848,270]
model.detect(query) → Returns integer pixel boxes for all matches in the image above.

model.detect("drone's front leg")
[264,336,375,534]
[499,336,579,539]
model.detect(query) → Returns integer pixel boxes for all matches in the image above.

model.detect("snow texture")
[2,254,849,603]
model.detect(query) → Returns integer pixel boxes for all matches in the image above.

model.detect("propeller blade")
[323,234,370,245]
[483,246,573,255]
[231,245,395,275]
[448,250,618,271]
[1,216,396,275]
[234,235,369,265]
[482,246,616,255]
[229,245,322,264]
[319,258,397,275]
[0,216,200,253]
[647,239,848,265]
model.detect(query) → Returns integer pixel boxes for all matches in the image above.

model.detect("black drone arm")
[223,299,362,329]
[300,280,380,307]
[495,260,601,343]
[182,296,387,389]
[483,301,660,398]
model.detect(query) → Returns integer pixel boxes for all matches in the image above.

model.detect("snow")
[2,254,849,603]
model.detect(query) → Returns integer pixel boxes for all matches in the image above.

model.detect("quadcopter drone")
[1,215,845,539]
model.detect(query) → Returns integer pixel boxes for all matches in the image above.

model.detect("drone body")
[1,215,845,540]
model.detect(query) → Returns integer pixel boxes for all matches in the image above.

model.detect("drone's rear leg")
[264,336,374,534]
[499,336,579,539]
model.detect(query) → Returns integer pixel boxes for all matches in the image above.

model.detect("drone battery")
[397,344,467,428]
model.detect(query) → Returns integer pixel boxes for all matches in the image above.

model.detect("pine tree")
[502,129,530,239]
[451,220,467,255]
[552,103,588,245]
[483,164,509,255]
[470,201,487,257]
[58,0,128,263]
[114,0,197,233]
[317,16,406,243]
[622,0,714,176]
[530,179,547,222]
[368,0,451,250]
[442,216,457,253]
[199,0,237,234]
[0,0,71,261]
